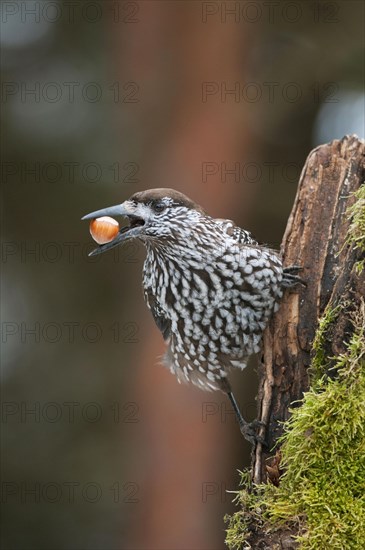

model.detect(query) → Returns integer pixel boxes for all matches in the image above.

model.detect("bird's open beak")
[81,202,145,256]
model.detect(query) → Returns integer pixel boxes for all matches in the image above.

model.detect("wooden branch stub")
[254,135,365,484]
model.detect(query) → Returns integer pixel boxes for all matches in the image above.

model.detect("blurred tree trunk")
[110,3,257,549]
[250,135,365,544]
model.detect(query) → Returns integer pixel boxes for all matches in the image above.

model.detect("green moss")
[224,471,266,549]
[346,185,365,274]
[226,184,365,548]
[225,301,365,550]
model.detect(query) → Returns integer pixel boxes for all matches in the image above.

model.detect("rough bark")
[253,134,365,487]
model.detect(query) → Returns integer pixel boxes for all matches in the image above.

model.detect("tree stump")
[225,135,365,548]
[253,134,365,484]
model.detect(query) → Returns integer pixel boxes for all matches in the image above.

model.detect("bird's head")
[82,188,206,256]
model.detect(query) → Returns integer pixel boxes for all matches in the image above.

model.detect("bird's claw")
[240,419,266,445]
[283,265,302,274]
[282,265,306,288]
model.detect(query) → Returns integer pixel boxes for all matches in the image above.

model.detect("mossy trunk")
[226,135,365,549]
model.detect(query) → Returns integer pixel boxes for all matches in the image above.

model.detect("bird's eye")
[152,201,166,213]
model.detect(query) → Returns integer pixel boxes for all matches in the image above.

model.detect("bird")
[82,188,301,444]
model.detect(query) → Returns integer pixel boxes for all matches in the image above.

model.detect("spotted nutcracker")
[82,188,301,444]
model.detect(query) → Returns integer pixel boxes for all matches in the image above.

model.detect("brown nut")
[89,216,119,244]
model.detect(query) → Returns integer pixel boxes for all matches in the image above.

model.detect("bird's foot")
[283,265,302,274]
[240,419,266,445]
[282,265,306,288]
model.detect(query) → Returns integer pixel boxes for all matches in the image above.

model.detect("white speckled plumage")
[119,189,285,392]
[83,188,303,442]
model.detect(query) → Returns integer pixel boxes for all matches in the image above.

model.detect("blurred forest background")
[1,1,364,549]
